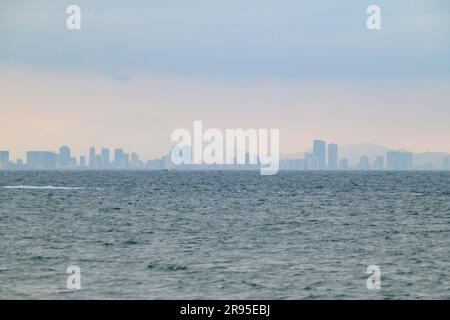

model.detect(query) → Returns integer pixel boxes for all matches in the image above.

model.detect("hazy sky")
[1,0,450,160]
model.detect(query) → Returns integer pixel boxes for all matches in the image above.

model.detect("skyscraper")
[79,156,86,168]
[89,147,96,168]
[443,156,450,170]
[305,152,316,170]
[373,156,384,170]
[131,152,140,168]
[327,143,338,170]
[114,148,124,168]
[123,153,130,167]
[387,151,413,170]
[313,140,326,170]
[0,151,9,169]
[101,148,110,168]
[58,146,71,167]
[339,159,348,170]
[0,151,9,163]
[95,154,102,168]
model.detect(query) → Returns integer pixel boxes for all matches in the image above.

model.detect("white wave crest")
[2,185,85,190]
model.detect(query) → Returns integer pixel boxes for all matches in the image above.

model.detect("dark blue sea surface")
[0,171,449,299]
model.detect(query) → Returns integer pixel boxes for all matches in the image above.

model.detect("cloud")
[1,1,449,159]
[0,0,449,77]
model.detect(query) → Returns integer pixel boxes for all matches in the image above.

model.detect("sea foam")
[2,185,84,190]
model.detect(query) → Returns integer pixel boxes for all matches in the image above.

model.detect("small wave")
[3,185,84,190]
[123,240,139,245]
[31,255,53,261]
[147,263,188,271]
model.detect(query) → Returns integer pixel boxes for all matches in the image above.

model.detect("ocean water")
[0,171,449,299]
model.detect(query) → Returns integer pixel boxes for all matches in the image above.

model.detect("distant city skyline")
[1,139,450,171]
[1,135,450,164]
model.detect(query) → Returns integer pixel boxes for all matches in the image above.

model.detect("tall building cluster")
[86,147,145,170]
[282,140,345,170]
[280,140,422,171]
[0,151,10,170]
[0,142,449,171]
[0,146,145,170]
